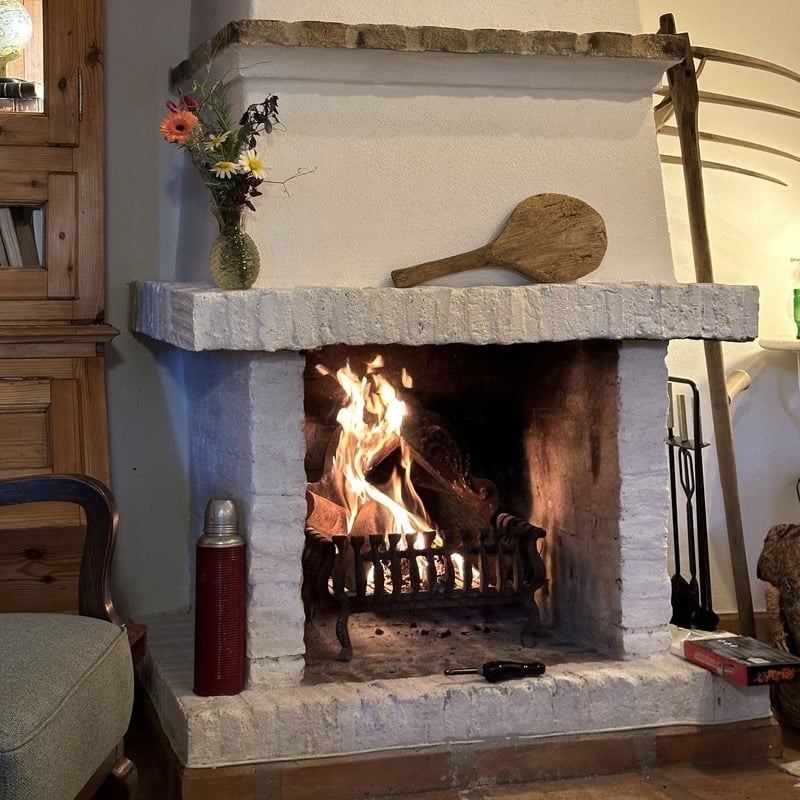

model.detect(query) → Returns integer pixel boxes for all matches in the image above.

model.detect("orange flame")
[318,357,433,536]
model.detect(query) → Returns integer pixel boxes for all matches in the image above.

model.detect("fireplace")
[301,341,620,664]
[131,18,769,786]
[133,280,764,767]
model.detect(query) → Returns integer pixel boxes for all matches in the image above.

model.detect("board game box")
[681,634,800,686]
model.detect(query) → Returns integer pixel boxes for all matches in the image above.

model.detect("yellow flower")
[159,110,198,144]
[211,161,239,179]
[205,131,231,151]
[238,149,267,180]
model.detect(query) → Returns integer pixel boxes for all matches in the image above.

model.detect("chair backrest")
[0,474,121,623]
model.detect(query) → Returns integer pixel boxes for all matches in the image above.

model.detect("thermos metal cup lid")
[198,499,244,548]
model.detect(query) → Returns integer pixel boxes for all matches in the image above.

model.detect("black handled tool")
[444,660,546,683]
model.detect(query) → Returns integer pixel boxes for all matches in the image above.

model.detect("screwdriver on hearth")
[444,660,546,683]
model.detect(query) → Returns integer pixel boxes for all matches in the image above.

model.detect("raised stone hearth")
[140,613,770,767]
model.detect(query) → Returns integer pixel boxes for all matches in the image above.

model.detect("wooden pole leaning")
[658,13,756,638]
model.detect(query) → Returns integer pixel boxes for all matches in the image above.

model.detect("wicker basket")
[765,585,800,727]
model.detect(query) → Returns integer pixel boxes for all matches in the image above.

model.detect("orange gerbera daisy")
[159,110,198,144]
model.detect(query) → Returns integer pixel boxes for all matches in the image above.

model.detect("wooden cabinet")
[0,1,115,611]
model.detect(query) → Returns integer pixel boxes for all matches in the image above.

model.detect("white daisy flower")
[238,149,267,180]
[211,160,239,179]
[205,131,231,150]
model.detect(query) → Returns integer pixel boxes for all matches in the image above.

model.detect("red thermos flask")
[193,499,246,696]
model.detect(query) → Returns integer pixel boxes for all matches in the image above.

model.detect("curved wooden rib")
[654,86,800,121]
[659,154,788,186]
[692,45,800,84]
[659,125,800,164]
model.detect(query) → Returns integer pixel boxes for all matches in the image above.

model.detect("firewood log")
[306,490,348,537]
[350,500,395,538]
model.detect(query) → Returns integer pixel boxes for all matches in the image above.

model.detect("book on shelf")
[31,208,43,262]
[0,208,23,266]
[0,78,39,99]
[12,206,39,265]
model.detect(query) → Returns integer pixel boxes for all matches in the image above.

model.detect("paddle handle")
[391,245,490,288]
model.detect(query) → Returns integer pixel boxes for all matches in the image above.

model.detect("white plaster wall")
[174,41,675,290]
[173,0,675,291]
[105,0,194,617]
[637,0,800,617]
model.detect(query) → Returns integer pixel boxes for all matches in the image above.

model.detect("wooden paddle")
[391,193,607,288]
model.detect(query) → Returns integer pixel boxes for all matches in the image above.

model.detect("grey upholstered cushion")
[0,613,134,800]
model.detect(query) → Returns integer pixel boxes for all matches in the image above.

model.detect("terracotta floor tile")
[478,773,675,799]
[373,773,675,799]
[375,762,800,800]
[652,762,800,800]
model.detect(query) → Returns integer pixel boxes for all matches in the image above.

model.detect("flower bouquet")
[160,65,305,289]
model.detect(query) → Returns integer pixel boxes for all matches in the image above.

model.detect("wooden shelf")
[759,338,800,392]
[759,337,800,351]
[0,323,118,344]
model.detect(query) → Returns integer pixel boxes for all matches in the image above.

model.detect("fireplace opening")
[302,341,622,682]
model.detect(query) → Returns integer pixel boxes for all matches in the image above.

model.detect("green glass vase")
[793,288,800,339]
[209,208,260,290]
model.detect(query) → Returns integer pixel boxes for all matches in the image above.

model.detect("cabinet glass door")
[0,1,78,145]
[0,0,43,114]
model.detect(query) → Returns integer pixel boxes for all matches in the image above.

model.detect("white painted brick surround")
[135,281,759,680]
[133,277,765,763]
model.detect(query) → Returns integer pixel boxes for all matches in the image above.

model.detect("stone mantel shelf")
[171,20,685,87]
[132,281,757,353]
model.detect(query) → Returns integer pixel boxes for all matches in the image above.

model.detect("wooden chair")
[0,474,137,799]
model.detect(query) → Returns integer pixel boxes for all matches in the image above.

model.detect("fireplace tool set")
[667,377,718,632]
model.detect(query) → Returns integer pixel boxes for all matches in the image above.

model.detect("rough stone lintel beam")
[171,20,685,87]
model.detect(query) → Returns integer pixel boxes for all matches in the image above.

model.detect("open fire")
[303,354,547,660]
[313,356,435,538]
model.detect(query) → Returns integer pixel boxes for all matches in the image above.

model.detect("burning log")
[305,490,348,538]
[307,472,347,507]
[350,500,395,538]
[401,409,499,524]
[307,353,501,536]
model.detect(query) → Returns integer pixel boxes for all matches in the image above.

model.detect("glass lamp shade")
[0,0,32,77]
